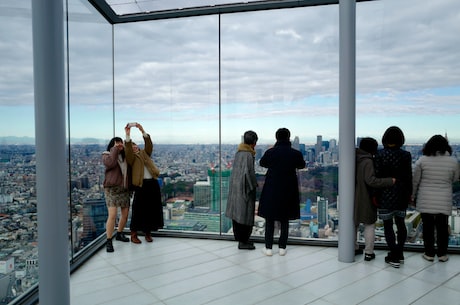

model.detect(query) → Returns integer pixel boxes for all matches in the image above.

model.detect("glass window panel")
[0,1,37,303]
[356,0,460,248]
[114,16,220,233]
[221,6,340,241]
[67,0,114,253]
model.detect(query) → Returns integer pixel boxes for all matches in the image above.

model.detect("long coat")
[354,148,393,224]
[412,153,460,215]
[258,140,306,221]
[225,144,257,226]
[374,147,412,211]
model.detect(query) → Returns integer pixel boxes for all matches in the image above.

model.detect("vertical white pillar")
[338,0,356,263]
[32,0,70,303]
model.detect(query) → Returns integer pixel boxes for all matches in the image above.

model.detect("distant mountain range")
[0,137,105,145]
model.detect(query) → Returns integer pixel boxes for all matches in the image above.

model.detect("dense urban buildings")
[1,138,459,303]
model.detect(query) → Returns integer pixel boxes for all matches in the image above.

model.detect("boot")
[130,231,141,244]
[145,232,153,243]
[106,238,114,252]
[115,231,129,242]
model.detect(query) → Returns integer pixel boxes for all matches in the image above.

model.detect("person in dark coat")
[258,128,306,256]
[354,137,394,261]
[374,126,412,268]
[225,130,258,250]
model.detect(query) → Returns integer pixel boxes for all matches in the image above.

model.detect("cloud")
[1,0,459,142]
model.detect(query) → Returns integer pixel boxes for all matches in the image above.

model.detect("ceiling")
[87,0,374,24]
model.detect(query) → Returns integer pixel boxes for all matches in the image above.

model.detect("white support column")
[338,0,356,263]
[32,0,70,303]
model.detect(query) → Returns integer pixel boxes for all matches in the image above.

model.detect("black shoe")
[106,238,114,253]
[385,253,400,268]
[364,253,375,261]
[355,249,363,255]
[238,242,256,250]
[116,232,129,242]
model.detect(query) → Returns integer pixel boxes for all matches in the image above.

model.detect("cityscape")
[0,136,460,303]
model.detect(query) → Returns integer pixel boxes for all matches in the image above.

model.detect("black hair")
[359,137,378,155]
[422,134,452,156]
[381,126,405,148]
[243,130,258,145]
[106,137,125,159]
[275,128,290,141]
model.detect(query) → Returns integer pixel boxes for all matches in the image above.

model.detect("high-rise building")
[317,196,328,228]
[293,136,300,151]
[208,168,232,232]
[316,135,323,161]
[81,198,107,247]
[193,180,211,208]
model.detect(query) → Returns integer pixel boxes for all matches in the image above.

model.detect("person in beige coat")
[412,134,460,262]
[125,123,163,244]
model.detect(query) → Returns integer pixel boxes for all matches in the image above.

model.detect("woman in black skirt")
[124,123,163,243]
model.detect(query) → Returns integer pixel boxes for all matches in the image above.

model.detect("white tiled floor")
[70,237,460,305]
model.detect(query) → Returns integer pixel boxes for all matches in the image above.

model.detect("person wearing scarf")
[225,130,259,250]
[125,123,163,244]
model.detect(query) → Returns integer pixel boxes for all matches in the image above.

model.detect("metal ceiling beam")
[87,0,375,24]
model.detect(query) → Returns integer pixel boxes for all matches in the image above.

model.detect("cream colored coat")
[412,153,459,215]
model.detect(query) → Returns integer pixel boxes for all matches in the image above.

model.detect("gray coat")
[225,145,257,226]
[354,148,393,224]
[412,153,460,215]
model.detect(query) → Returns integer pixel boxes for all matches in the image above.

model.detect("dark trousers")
[232,220,252,243]
[383,215,407,257]
[421,213,449,257]
[265,219,289,249]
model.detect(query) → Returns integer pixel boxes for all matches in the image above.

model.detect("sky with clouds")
[1,0,459,145]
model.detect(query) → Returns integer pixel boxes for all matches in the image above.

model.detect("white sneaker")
[262,247,273,256]
[279,248,287,256]
[438,255,449,262]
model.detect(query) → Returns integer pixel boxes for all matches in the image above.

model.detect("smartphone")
[128,122,137,127]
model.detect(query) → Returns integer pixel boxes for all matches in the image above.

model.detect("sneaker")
[279,248,287,256]
[438,255,449,262]
[262,247,273,256]
[364,253,375,261]
[354,249,363,255]
[422,254,435,262]
[385,254,400,268]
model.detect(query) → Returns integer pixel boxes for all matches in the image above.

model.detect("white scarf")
[118,155,128,188]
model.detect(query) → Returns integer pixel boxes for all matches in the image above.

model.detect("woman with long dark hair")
[102,137,131,252]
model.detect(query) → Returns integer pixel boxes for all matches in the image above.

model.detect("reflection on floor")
[71,237,460,305]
